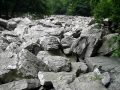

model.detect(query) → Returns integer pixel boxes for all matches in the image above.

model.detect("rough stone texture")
[98,33,119,56]
[1,16,120,90]
[70,36,88,59]
[38,61,88,90]
[86,57,120,90]
[61,36,75,48]
[0,18,8,28]
[70,72,107,90]
[63,48,72,55]
[0,79,40,90]
[41,56,71,72]
[17,49,49,77]
[101,72,111,86]
[41,36,60,51]
[71,62,88,75]
[7,21,17,30]
[5,42,21,53]
[20,39,41,55]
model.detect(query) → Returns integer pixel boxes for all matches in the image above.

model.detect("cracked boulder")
[70,36,88,59]
[41,36,60,51]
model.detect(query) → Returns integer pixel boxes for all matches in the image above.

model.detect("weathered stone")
[17,49,49,77]
[20,39,41,55]
[7,21,17,30]
[71,62,88,75]
[5,42,21,53]
[70,72,107,90]
[98,33,119,56]
[40,56,71,72]
[63,48,72,55]
[85,36,101,58]
[0,79,40,90]
[61,36,75,48]
[70,36,88,59]
[86,57,120,90]
[38,61,87,90]
[0,18,7,28]
[41,36,60,51]
[72,29,81,38]
[0,37,10,50]
[101,72,111,86]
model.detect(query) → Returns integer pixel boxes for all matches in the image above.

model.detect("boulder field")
[0,15,119,90]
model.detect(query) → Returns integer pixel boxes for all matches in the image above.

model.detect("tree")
[67,0,91,16]
[0,0,49,19]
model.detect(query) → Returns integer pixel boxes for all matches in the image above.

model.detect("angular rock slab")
[41,56,71,72]
[0,79,40,90]
[17,49,49,77]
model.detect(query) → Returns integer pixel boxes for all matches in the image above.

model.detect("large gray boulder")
[16,49,49,77]
[38,62,88,90]
[40,56,71,72]
[0,50,49,83]
[70,24,102,60]
[38,71,74,90]
[98,33,119,56]
[70,36,88,59]
[0,79,40,90]
[70,72,107,90]
[86,57,120,90]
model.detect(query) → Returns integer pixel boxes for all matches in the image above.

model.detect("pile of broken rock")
[0,15,119,90]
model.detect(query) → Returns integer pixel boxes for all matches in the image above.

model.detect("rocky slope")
[0,15,119,90]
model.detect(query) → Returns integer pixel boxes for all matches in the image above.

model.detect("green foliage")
[67,0,91,16]
[47,0,69,15]
[0,0,49,19]
[111,35,120,57]
[91,0,120,23]
[91,0,120,57]
[47,0,91,16]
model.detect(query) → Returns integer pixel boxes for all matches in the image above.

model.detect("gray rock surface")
[41,36,60,51]
[0,16,120,90]
[70,72,107,90]
[86,57,120,90]
[98,33,119,56]
[0,79,40,90]
[40,56,71,72]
